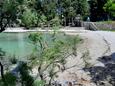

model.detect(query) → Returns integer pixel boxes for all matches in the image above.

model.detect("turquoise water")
[0,32,33,59]
[0,32,70,59]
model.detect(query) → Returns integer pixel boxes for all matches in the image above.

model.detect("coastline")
[3,27,87,33]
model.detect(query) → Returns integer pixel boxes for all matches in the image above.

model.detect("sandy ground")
[55,30,115,86]
[66,30,115,60]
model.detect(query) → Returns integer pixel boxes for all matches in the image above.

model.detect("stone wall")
[83,22,97,31]
[94,22,115,30]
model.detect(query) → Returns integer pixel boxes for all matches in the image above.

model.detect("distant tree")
[75,0,89,17]
[59,0,89,25]
[38,14,47,28]
[21,8,39,29]
[0,0,90,28]
[89,0,108,21]
[103,0,115,19]
[37,0,57,21]
[0,0,19,32]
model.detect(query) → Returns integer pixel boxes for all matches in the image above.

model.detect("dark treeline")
[89,0,115,21]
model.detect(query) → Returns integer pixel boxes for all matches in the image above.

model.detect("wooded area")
[0,0,115,86]
[0,0,115,31]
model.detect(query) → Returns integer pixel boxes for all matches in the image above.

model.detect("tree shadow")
[84,52,115,86]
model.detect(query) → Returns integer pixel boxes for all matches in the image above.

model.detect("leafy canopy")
[104,0,115,17]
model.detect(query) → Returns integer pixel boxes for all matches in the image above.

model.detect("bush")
[21,9,38,29]
[1,73,17,86]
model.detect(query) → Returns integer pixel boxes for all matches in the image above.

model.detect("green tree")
[21,8,39,29]
[103,0,115,19]
[38,14,47,28]
[89,0,109,21]
[28,32,81,85]
[0,0,19,32]
[0,0,90,28]
[41,0,57,22]
[75,0,89,16]
[59,0,89,25]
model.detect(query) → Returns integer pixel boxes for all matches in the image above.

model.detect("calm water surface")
[0,32,67,59]
[0,32,33,59]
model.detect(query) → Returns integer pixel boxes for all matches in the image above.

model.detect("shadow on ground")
[84,52,115,86]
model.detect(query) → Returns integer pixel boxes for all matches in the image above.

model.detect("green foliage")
[66,35,82,56]
[2,0,18,16]
[28,32,81,85]
[2,62,34,86]
[60,0,89,17]
[104,0,115,17]
[76,0,89,16]
[68,7,76,18]
[21,9,38,28]
[50,16,61,29]
[0,0,18,31]
[28,33,42,44]
[0,73,16,86]
[39,15,47,27]
[2,0,115,28]
[0,0,91,29]
[89,0,109,21]
[42,0,57,21]
[33,80,45,86]
[19,62,34,86]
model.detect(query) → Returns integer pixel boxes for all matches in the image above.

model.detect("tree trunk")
[0,62,7,86]
[107,14,110,21]
[0,27,5,33]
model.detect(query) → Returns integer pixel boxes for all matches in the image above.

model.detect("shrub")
[21,9,38,29]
